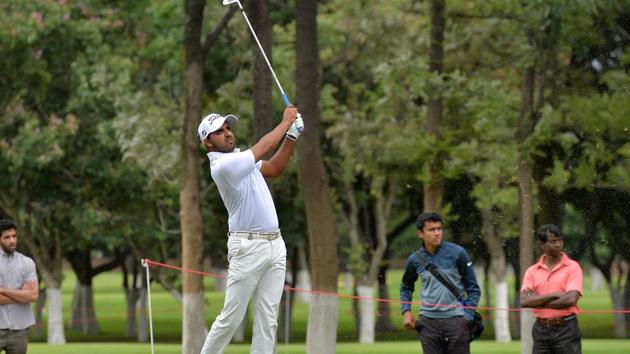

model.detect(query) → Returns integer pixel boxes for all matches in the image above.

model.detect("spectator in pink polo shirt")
[520,224,583,354]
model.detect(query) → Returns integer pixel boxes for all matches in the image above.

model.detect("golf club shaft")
[236,2,290,106]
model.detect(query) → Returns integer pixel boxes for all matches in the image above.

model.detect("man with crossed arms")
[198,105,303,354]
[520,224,583,354]
[0,219,39,354]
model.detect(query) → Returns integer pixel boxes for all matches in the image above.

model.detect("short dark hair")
[0,219,17,234]
[416,212,442,230]
[536,224,562,243]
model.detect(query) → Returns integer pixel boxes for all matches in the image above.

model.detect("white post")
[141,259,155,354]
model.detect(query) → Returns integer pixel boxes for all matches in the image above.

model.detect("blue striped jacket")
[400,241,481,319]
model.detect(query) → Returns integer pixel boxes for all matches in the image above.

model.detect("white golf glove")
[286,113,304,141]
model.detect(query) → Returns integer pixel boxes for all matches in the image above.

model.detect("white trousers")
[200,236,286,354]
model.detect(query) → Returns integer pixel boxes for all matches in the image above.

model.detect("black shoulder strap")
[415,250,463,300]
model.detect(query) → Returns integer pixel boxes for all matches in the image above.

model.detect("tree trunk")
[68,250,98,333]
[278,288,293,342]
[587,203,628,338]
[136,285,148,342]
[250,0,274,141]
[341,178,363,339]
[357,184,391,343]
[70,284,99,334]
[122,257,134,338]
[306,295,338,353]
[357,285,374,344]
[377,214,416,332]
[591,266,604,291]
[296,1,339,352]
[121,254,149,342]
[351,284,360,337]
[295,244,311,304]
[182,1,208,353]
[375,265,395,332]
[122,256,140,339]
[125,285,140,338]
[517,65,536,354]
[609,283,628,338]
[423,0,445,212]
[42,272,66,344]
[136,259,149,342]
[278,246,299,342]
[481,209,512,342]
[607,257,628,338]
[67,248,124,335]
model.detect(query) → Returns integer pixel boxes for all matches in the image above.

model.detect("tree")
[544,67,630,336]
[180,2,237,352]
[181,0,206,351]
[0,103,73,345]
[0,1,111,343]
[250,0,274,141]
[295,0,339,352]
[424,0,446,213]
[458,77,521,342]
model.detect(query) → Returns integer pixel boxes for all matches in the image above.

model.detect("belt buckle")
[540,317,563,327]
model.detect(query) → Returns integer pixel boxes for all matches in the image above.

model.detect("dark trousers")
[416,316,470,354]
[532,317,581,354]
[0,329,28,354]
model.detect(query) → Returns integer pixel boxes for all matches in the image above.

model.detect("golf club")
[222,0,303,132]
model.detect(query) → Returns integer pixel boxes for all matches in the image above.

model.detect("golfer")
[199,105,303,354]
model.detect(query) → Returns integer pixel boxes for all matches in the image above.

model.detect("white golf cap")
[198,113,238,141]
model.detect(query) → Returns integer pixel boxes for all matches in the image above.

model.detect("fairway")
[26,339,630,354]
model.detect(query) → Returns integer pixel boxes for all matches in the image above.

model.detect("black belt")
[537,315,576,327]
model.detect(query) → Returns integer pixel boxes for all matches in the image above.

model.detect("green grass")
[26,339,630,354]
[30,267,626,343]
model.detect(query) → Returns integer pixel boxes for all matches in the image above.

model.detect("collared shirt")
[208,149,279,233]
[0,250,37,330]
[521,252,583,319]
[400,241,481,319]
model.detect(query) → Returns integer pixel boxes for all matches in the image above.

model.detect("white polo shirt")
[208,149,279,233]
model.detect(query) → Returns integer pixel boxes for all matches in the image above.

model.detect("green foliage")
[539,69,630,191]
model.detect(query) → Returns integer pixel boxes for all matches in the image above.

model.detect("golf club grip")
[282,94,303,133]
[296,112,304,133]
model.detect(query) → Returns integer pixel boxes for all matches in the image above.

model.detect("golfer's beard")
[1,245,14,254]
[220,140,236,153]
[219,145,236,153]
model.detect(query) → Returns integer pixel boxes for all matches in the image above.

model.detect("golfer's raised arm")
[261,140,294,177]
[250,105,297,161]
